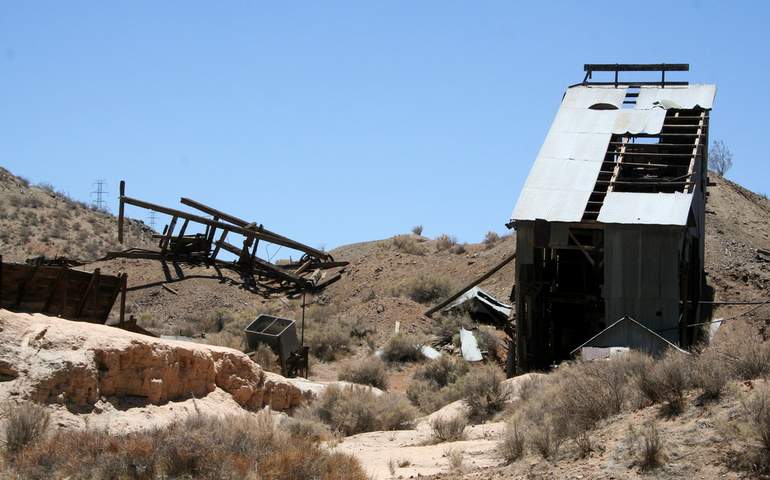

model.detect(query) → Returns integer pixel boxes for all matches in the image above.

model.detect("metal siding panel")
[561,86,627,109]
[612,108,666,135]
[597,192,693,225]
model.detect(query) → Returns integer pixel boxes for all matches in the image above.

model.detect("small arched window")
[588,103,619,110]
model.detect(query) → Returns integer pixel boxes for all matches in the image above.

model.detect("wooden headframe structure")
[115,181,346,295]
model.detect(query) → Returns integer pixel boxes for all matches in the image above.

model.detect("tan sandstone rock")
[0,309,301,412]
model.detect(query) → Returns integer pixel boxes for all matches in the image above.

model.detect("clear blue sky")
[2,1,768,251]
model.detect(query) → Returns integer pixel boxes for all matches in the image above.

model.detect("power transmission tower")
[91,179,109,211]
[147,211,158,231]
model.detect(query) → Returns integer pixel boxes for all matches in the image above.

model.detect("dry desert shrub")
[413,356,469,388]
[529,417,563,460]
[456,364,508,421]
[692,346,730,400]
[311,385,417,436]
[483,231,500,249]
[742,383,770,452]
[395,274,453,304]
[392,234,426,255]
[435,234,457,252]
[306,322,353,362]
[714,322,770,380]
[411,225,424,236]
[445,447,463,470]
[382,333,422,363]
[499,420,525,463]
[338,355,388,389]
[2,402,50,456]
[637,349,691,415]
[430,415,467,442]
[5,409,367,480]
[431,313,467,344]
[406,378,463,414]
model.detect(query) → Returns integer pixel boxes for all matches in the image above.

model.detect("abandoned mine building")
[507,64,716,372]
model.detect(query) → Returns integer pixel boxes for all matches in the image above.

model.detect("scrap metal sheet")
[635,84,716,110]
[597,191,693,225]
[612,108,666,135]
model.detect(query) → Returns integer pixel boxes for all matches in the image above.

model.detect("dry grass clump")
[445,447,464,470]
[435,234,457,252]
[499,420,525,463]
[395,274,454,304]
[475,325,500,358]
[482,231,500,249]
[430,415,467,442]
[742,383,770,452]
[4,408,367,480]
[338,355,388,389]
[431,313,467,344]
[311,385,417,436]
[411,225,423,236]
[637,349,691,415]
[251,343,280,373]
[382,333,422,363]
[629,422,665,471]
[529,417,563,460]
[2,402,50,455]
[392,234,426,255]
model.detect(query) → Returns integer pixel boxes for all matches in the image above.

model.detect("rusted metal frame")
[43,267,68,312]
[15,264,39,307]
[294,259,312,275]
[568,231,596,267]
[76,268,100,318]
[584,63,689,72]
[620,152,698,157]
[179,197,332,261]
[280,260,349,271]
[121,195,331,260]
[596,180,694,185]
[205,216,219,253]
[686,111,706,193]
[425,252,516,318]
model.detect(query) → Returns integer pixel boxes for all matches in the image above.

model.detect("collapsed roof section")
[510,78,716,226]
[114,181,347,296]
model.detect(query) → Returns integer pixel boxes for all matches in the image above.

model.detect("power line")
[91,179,108,212]
[147,211,158,231]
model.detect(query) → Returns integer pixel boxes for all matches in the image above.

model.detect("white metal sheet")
[460,328,483,362]
[612,108,666,135]
[561,86,627,109]
[635,84,716,110]
[512,187,592,222]
[597,191,693,225]
[551,108,617,134]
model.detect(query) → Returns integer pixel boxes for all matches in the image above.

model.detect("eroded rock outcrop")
[0,310,301,411]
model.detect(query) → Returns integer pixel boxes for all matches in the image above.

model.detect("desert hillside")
[0,167,154,262]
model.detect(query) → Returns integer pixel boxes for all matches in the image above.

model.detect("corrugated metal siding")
[604,225,683,344]
[635,84,717,110]
[598,192,693,226]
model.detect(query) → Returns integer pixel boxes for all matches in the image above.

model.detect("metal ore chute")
[507,63,717,374]
[113,181,347,297]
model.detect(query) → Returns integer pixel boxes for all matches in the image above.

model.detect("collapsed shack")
[113,181,348,297]
[507,63,716,372]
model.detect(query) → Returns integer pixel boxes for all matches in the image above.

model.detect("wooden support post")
[211,229,229,260]
[568,231,596,267]
[76,268,100,318]
[118,180,125,244]
[161,216,178,252]
[119,273,127,325]
[425,252,516,317]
